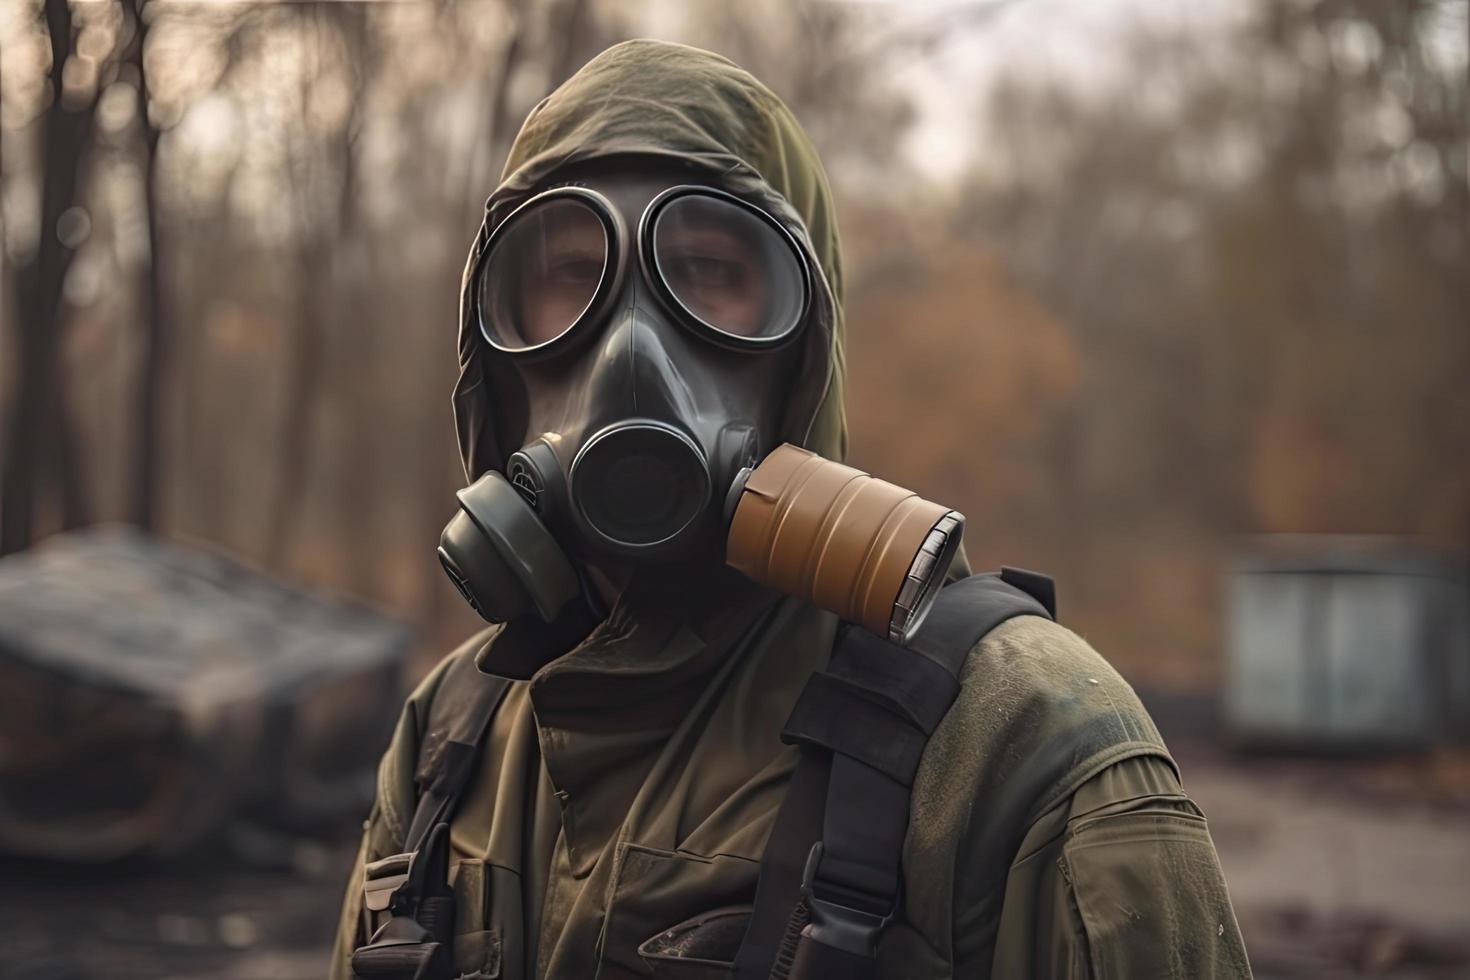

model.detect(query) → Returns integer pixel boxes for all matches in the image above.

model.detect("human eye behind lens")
[669,252,750,290]
[544,251,604,288]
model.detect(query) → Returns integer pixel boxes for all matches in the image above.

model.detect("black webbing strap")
[354,657,513,980]
[732,746,831,980]
[404,667,513,852]
[361,654,511,929]
[734,569,1055,980]
[907,566,1056,676]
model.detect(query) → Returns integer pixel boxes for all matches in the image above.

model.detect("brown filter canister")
[725,444,965,644]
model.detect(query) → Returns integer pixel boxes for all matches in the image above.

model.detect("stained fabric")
[330,38,1250,980]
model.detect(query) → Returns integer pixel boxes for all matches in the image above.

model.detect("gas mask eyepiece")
[477,190,616,354]
[475,184,809,356]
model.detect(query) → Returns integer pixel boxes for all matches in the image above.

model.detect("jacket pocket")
[1060,810,1252,979]
[638,906,749,979]
[450,858,525,979]
[597,843,760,979]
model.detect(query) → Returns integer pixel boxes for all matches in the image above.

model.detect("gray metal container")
[1224,536,1469,749]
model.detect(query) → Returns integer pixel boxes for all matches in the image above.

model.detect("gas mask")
[440,168,964,645]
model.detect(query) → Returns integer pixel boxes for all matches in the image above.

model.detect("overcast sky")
[863,0,1246,180]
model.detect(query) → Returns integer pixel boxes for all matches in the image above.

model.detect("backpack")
[351,568,1056,980]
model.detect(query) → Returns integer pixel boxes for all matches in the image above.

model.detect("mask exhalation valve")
[570,421,712,552]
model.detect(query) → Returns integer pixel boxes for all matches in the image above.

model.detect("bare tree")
[1,0,99,554]
[127,0,168,531]
[267,8,338,568]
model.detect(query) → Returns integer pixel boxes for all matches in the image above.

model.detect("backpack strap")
[352,652,513,980]
[734,568,1054,980]
[404,653,513,851]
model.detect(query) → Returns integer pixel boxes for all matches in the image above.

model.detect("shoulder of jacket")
[403,626,502,729]
[945,614,1169,780]
[899,615,1174,951]
[909,612,1173,869]
[961,615,1135,701]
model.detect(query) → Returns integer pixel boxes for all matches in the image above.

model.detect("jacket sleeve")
[327,650,462,980]
[988,754,1253,979]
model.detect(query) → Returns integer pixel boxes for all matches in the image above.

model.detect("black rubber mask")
[438,167,810,623]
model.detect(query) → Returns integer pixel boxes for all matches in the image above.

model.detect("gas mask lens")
[478,197,609,352]
[651,194,807,343]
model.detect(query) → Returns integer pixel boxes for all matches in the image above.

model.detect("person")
[330,39,1252,980]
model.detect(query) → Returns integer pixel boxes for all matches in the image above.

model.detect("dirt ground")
[2,740,1467,980]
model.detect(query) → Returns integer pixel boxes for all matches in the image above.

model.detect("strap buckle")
[354,826,456,979]
[360,824,454,936]
[799,842,895,959]
[363,852,413,916]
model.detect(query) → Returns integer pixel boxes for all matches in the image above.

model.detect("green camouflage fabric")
[332,39,1251,980]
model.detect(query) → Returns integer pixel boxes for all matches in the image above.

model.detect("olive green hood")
[452,38,848,482]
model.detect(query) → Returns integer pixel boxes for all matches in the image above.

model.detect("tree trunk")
[1,0,94,555]
[130,0,168,532]
[266,9,331,569]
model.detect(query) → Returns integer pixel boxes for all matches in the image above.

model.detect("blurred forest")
[1,0,1466,689]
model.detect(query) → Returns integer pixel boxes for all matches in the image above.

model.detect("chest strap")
[351,653,513,980]
[734,568,1056,980]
